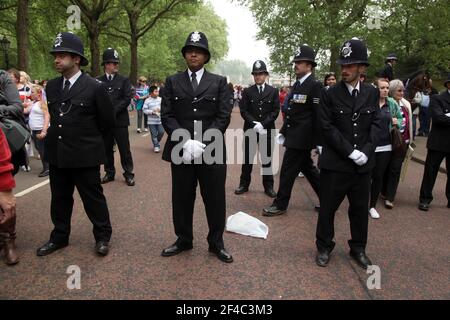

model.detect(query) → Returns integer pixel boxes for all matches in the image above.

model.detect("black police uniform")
[161,32,232,252]
[267,45,322,213]
[379,54,397,81]
[238,60,280,192]
[44,33,115,245]
[419,78,450,209]
[316,38,381,256]
[97,48,134,183]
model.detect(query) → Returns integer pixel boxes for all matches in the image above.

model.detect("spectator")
[23,85,50,177]
[142,86,164,153]
[0,120,18,265]
[134,76,149,133]
[418,74,439,137]
[323,72,337,89]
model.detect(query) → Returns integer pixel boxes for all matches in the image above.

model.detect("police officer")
[315,38,381,269]
[379,53,398,81]
[37,32,115,257]
[160,31,233,263]
[98,48,135,186]
[263,45,322,216]
[235,60,279,198]
[418,73,450,211]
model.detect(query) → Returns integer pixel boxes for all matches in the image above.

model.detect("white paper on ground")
[226,211,269,239]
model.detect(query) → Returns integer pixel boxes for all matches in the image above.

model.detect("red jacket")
[0,130,15,191]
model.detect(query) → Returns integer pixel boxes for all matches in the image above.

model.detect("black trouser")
[103,127,134,179]
[273,148,320,210]
[49,165,112,244]
[31,130,49,172]
[171,163,226,250]
[382,146,408,202]
[316,169,371,254]
[239,130,274,190]
[370,151,391,208]
[419,149,450,205]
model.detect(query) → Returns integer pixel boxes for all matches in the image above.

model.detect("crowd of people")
[0,31,448,272]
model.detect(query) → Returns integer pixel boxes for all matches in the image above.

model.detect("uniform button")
[58,136,62,140]
[193,109,197,112]
[60,113,63,117]
[213,98,216,101]
[61,103,65,106]
[354,144,357,148]
[354,113,357,116]
[354,123,357,127]
[340,111,344,114]
[58,125,62,128]
[287,124,291,128]
[287,116,290,119]
[288,108,291,111]
[194,97,197,101]
[354,134,357,137]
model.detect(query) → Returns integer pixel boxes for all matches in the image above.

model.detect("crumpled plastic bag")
[226,211,268,239]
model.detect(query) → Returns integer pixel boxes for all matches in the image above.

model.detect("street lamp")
[0,36,11,70]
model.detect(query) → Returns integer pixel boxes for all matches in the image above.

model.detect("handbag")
[390,125,406,155]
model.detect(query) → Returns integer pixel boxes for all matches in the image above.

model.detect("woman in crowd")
[369,78,403,219]
[381,79,413,209]
[134,76,149,133]
[23,85,50,177]
[323,72,337,89]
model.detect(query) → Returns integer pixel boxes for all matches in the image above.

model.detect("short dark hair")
[7,68,20,82]
[149,85,158,93]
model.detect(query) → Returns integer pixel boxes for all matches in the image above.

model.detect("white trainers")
[144,128,149,132]
[137,128,141,133]
[384,200,394,209]
[369,208,380,219]
[298,172,305,178]
[154,147,160,153]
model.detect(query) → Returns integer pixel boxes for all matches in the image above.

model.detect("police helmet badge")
[255,60,262,69]
[342,42,352,58]
[54,33,63,47]
[114,50,119,59]
[295,47,301,56]
[190,31,201,43]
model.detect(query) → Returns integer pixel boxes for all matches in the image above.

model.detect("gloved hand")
[276,133,285,145]
[445,112,450,117]
[253,121,267,135]
[354,152,368,166]
[183,139,206,162]
[348,150,363,160]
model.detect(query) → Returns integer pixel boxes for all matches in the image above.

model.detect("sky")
[208,0,270,68]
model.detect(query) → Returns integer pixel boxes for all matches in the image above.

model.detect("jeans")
[418,107,430,135]
[149,124,164,148]
[137,110,148,130]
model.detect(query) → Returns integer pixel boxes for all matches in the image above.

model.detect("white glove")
[276,133,285,145]
[348,150,363,160]
[354,152,368,166]
[252,121,267,135]
[183,139,206,162]
[445,113,450,117]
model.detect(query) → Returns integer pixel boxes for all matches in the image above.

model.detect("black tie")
[352,89,358,99]
[259,86,263,94]
[191,72,198,91]
[63,79,71,96]
[108,75,113,81]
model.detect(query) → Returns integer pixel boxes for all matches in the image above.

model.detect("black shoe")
[38,170,49,177]
[262,205,286,217]
[101,175,114,184]
[264,188,277,198]
[161,243,193,257]
[125,177,135,186]
[350,251,372,269]
[209,247,233,263]
[418,202,429,211]
[96,241,109,256]
[234,186,249,195]
[315,250,330,267]
[36,241,68,256]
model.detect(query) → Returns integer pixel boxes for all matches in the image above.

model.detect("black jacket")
[319,81,381,173]
[161,70,232,163]
[97,73,132,127]
[239,84,279,130]
[280,75,323,149]
[427,90,450,153]
[45,73,116,168]
[380,63,394,81]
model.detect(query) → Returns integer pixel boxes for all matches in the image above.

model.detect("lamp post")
[0,36,11,70]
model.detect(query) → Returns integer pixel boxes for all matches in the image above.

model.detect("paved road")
[1,109,449,300]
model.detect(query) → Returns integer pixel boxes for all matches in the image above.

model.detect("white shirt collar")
[64,70,82,89]
[256,83,265,92]
[188,68,205,83]
[345,81,361,96]
[298,72,312,85]
[105,72,115,80]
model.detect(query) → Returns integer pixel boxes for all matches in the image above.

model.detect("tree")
[16,0,29,71]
